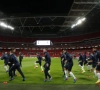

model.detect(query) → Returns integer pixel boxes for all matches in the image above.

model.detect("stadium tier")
[0,31,100,57]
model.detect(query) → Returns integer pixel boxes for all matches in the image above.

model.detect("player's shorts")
[4,61,8,65]
[96,65,100,71]
[79,62,83,66]
[88,62,92,65]
[64,64,68,70]
[68,63,73,71]
[92,63,96,68]
[36,61,41,66]
[84,60,87,65]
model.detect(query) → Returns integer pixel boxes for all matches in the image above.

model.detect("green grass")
[0,58,98,84]
[0,58,100,90]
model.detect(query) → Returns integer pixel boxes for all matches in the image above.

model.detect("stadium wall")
[0,31,100,43]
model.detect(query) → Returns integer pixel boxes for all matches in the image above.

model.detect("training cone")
[3,81,7,84]
[18,74,21,76]
[88,76,90,78]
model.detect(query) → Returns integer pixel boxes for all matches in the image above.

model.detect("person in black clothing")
[34,53,43,72]
[43,48,52,82]
[60,52,65,72]
[63,49,76,83]
[93,47,100,84]
[19,52,23,67]
[8,51,16,77]
[78,53,85,73]
[83,52,87,66]
[9,48,26,81]
[1,52,9,72]
[87,51,93,72]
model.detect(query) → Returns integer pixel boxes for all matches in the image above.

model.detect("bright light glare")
[0,23,8,28]
[76,20,82,25]
[7,26,14,30]
[81,18,86,21]
[71,24,76,28]
[0,22,14,30]
[71,17,86,28]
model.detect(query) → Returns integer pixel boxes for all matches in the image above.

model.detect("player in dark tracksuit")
[43,48,52,82]
[87,52,94,72]
[8,51,16,77]
[83,52,87,66]
[34,53,43,72]
[93,48,100,84]
[78,53,85,73]
[19,52,23,67]
[60,52,66,72]
[1,52,9,72]
[63,50,76,83]
[9,48,26,81]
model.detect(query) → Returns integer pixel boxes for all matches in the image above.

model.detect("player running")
[83,52,87,66]
[34,53,43,72]
[9,48,26,81]
[78,53,85,73]
[1,52,9,72]
[63,49,76,83]
[93,47,100,84]
[43,48,52,82]
[86,51,93,72]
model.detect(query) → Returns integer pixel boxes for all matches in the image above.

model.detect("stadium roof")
[0,0,100,38]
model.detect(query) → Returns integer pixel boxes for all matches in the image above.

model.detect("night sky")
[0,0,74,15]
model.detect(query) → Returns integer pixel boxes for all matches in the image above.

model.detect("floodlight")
[81,18,86,21]
[0,22,7,28]
[0,22,14,30]
[76,20,82,25]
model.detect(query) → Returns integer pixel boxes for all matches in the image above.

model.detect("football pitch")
[0,57,100,90]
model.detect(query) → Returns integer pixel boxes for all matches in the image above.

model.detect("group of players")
[1,47,100,84]
[35,47,100,83]
[78,48,100,84]
[60,47,100,84]
[1,48,26,81]
[1,48,52,82]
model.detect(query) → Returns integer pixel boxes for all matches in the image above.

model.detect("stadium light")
[81,18,86,21]
[71,17,86,28]
[7,26,14,30]
[0,22,14,30]
[71,24,76,28]
[0,23,8,28]
[76,20,82,25]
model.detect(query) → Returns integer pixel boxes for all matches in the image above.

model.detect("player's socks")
[64,70,68,75]
[69,72,77,83]
[81,66,85,73]
[69,72,76,79]
[4,66,8,72]
[48,77,52,81]
[48,70,50,74]
[41,66,43,71]
[64,70,68,80]
[94,70,97,77]
[88,65,92,72]
[34,63,38,68]
[87,65,90,71]
[96,73,100,84]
